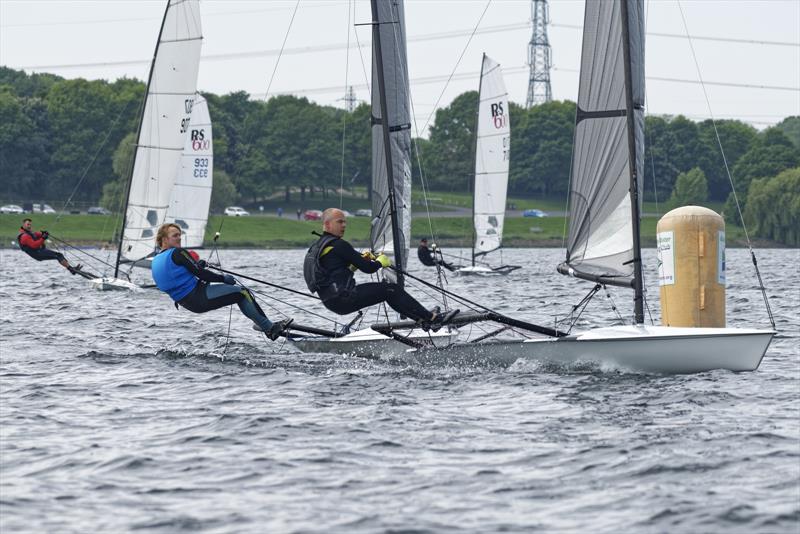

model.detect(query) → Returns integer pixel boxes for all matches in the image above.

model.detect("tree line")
[1,67,798,244]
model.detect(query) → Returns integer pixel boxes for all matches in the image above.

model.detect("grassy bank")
[1,213,760,249]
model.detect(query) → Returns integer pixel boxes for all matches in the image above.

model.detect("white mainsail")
[369,0,412,274]
[558,0,645,286]
[166,94,213,249]
[473,54,511,256]
[119,0,203,262]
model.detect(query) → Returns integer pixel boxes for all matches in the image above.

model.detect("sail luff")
[369,0,412,284]
[620,0,645,323]
[470,54,485,267]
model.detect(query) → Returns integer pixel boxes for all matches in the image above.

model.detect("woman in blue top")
[151,223,291,340]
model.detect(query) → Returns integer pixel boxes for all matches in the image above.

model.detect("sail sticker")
[657,231,675,286]
[717,230,726,285]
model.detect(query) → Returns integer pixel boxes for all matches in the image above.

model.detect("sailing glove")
[40,231,49,240]
[222,274,236,285]
[196,259,207,270]
[376,254,392,268]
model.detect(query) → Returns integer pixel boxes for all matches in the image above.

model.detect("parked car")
[0,204,24,214]
[87,206,111,215]
[303,209,323,221]
[33,203,56,214]
[354,209,372,217]
[522,209,547,218]
[224,206,250,216]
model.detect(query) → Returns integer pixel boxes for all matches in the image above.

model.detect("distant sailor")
[17,218,82,274]
[304,208,458,328]
[151,223,291,340]
[417,238,455,272]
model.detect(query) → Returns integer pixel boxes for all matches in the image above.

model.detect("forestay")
[166,94,213,249]
[473,55,511,255]
[121,0,203,262]
[370,0,412,272]
[560,0,644,287]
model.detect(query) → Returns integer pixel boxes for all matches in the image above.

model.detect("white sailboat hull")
[290,327,458,359]
[419,325,774,374]
[91,277,139,291]
[454,265,513,276]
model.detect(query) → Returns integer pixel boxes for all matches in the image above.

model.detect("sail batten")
[473,55,511,256]
[119,0,202,263]
[561,0,644,284]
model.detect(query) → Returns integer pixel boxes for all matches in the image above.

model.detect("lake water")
[1,247,798,533]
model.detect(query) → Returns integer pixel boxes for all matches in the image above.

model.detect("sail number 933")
[193,158,209,178]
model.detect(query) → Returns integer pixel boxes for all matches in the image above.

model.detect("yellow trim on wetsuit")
[320,245,334,258]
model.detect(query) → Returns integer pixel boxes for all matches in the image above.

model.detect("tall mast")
[620,0,644,323]
[114,0,171,279]
[470,53,487,267]
[370,0,404,287]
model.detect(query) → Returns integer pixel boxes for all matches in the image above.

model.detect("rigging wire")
[53,99,133,226]
[50,234,120,274]
[263,0,301,100]
[676,0,775,330]
[338,0,353,210]
[207,265,319,301]
[420,0,492,135]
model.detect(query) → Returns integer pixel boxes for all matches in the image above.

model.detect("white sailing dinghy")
[428,0,774,373]
[455,54,519,277]
[92,0,202,291]
[290,0,456,355]
[166,93,214,250]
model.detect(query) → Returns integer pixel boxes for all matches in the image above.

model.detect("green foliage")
[743,167,800,245]
[424,91,478,190]
[668,167,708,209]
[775,116,800,149]
[1,67,798,237]
[234,95,344,202]
[695,120,758,201]
[0,66,62,98]
[0,89,52,198]
[731,127,800,196]
[509,100,574,197]
[210,169,238,212]
[100,132,137,211]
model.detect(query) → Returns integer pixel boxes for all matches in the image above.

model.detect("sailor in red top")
[17,218,81,274]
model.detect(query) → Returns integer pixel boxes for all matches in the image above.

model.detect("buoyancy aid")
[303,233,353,302]
[17,227,44,253]
[151,248,198,301]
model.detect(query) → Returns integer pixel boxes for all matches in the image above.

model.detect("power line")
[13,22,799,72]
[259,65,799,99]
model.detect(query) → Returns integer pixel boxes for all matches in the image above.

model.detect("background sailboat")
[455,54,519,276]
[92,0,203,291]
[166,93,213,249]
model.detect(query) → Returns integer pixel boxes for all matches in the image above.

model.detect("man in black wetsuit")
[304,208,458,327]
[417,238,455,271]
[17,218,82,274]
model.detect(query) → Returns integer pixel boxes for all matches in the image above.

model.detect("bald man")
[303,208,457,327]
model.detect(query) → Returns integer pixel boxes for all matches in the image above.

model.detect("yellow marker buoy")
[657,206,726,327]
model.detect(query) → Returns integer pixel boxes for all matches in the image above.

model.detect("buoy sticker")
[657,231,675,286]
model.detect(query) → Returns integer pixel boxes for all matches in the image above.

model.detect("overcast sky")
[1,0,798,136]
